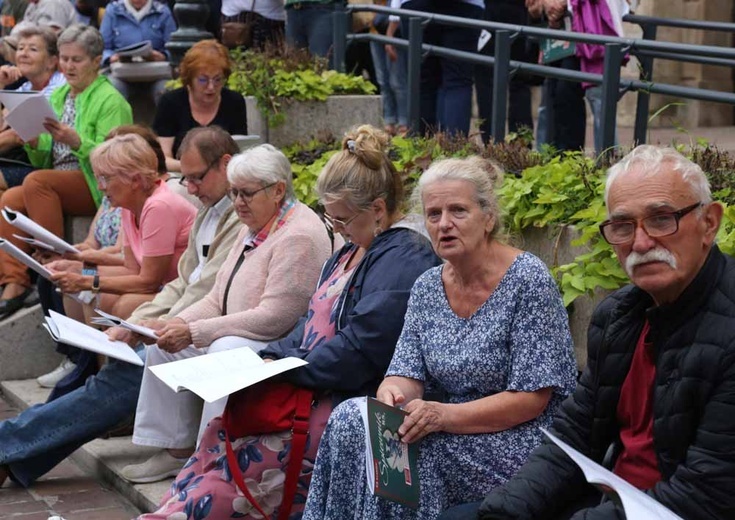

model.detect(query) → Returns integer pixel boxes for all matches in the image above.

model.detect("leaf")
[193,494,213,520]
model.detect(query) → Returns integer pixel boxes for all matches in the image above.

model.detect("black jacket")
[260,226,441,405]
[479,246,735,520]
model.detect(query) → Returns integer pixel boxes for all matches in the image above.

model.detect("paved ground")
[0,398,141,520]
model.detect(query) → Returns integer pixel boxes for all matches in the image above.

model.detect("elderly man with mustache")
[441,145,735,520]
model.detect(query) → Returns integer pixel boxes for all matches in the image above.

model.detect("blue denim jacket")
[100,0,177,64]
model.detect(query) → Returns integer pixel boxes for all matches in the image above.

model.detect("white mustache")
[625,248,677,275]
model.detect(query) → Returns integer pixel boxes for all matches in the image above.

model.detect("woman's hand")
[42,118,82,150]
[109,54,120,64]
[148,50,166,62]
[156,318,193,353]
[74,248,109,266]
[0,65,22,87]
[398,399,448,444]
[385,44,398,62]
[50,271,91,293]
[46,259,83,273]
[377,383,408,408]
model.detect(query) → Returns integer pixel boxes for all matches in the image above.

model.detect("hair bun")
[468,156,504,187]
[341,125,390,171]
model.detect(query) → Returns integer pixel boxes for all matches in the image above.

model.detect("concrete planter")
[519,225,614,371]
[245,95,382,148]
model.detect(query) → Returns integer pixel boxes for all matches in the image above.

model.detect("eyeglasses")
[227,183,276,202]
[95,173,115,189]
[599,202,703,245]
[179,158,219,187]
[195,75,224,87]
[323,211,362,229]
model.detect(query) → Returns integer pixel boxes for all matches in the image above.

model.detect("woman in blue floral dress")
[136,125,440,520]
[303,156,579,519]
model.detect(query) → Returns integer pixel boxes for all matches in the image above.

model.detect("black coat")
[479,246,735,520]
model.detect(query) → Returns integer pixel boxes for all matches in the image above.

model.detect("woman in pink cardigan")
[121,143,334,484]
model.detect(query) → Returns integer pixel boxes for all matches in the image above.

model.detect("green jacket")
[24,74,133,207]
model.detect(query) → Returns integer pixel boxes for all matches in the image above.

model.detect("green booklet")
[540,17,576,64]
[360,397,420,509]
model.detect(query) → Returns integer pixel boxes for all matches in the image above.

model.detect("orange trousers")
[0,169,97,287]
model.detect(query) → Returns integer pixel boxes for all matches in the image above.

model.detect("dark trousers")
[402,0,483,136]
[546,55,586,151]
[474,0,533,143]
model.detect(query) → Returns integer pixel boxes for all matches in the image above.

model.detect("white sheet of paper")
[0,90,39,112]
[2,207,79,255]
[477,29,492,52]
[44,310,144,366]
[358,398,375,493]
[13,234,55,252]
[0,92,59,141]
[149,345,308,403]
[542,429,684,520]
[91,309,158,340]
[0,238,52,280]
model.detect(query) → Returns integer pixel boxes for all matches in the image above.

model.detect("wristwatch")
[91,274,101,293]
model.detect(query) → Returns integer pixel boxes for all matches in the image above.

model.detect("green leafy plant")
[227,46,376,128]
[286,134,735,306]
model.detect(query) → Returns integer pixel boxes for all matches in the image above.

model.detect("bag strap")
[224,389,314,520]
[222,243,252,315]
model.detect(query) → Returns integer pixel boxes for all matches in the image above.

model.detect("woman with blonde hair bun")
[137,125,440,520]
[303,155,578,519]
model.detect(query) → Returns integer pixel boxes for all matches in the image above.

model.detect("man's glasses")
[227,183,276,202]
[323,211,362,229]
[195,75,224,88]
[179,158,219,187]
[599,202,703,245]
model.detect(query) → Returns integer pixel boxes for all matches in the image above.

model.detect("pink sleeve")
[139,200,181,257]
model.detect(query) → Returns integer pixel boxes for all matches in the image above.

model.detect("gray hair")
[605,145,712,209]
[16,25,58,57]
[227,144,295,201]
[413,156,504,238]
[57,24,103,59]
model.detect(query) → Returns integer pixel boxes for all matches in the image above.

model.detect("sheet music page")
[2,207,79,254]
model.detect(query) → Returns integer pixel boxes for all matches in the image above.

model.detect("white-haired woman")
[303,156,579,519]
[0,24,132,318]
[122,143,334,485]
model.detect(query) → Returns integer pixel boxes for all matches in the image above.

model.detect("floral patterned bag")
[223,381,313,520]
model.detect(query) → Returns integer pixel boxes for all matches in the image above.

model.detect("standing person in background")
[0,0,29,37]
[399,0,484,136]
[100,0,177,103]
[284,0,341,60]
[220,0,285,50]
[374,0,408,136]
[474,0,534,144]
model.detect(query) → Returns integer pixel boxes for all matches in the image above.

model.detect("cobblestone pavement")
[0,397,141,520]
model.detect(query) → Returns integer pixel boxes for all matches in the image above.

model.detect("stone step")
[0,305,61,380]
[0,379,171,515]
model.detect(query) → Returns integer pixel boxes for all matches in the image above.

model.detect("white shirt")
[189,195,232,284]
[221,0,286,21]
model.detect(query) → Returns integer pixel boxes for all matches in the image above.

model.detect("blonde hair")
[414,156,505,239]
[317,125,403,213]
[90,134,159,190]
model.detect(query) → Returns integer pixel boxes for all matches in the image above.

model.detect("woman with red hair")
[153,39,247,172]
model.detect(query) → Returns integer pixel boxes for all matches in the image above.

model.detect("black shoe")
[0,287,33,319]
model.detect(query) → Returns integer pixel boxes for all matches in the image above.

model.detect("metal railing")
[333,5,735,151]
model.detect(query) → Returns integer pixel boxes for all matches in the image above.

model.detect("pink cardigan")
[175,202,333,347]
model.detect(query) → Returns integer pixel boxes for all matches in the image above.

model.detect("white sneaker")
[121,450,187,484]
[36,359,77,388]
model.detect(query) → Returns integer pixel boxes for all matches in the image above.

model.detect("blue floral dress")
[303,252,578,519]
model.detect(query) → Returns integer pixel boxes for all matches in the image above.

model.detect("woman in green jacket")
[0,24,132,318]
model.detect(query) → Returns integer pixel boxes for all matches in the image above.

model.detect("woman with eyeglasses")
[49,133,196,320]
[153,39,247,173]
[122,143,334,486]
[135,125,440,520]
[0,25,132,319]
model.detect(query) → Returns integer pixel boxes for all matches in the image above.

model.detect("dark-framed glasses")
[599,202,703,245]
[179,158,220,187]
[227,182,276,202]
[323,211,362,229]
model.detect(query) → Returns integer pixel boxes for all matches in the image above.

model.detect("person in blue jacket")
[99,0,176,103]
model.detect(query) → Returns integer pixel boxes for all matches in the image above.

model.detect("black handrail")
[334,4,735,152]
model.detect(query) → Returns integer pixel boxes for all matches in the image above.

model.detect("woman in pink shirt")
[50,133,197,319]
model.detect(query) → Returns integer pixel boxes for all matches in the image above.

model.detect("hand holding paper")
[0,90,59,142]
